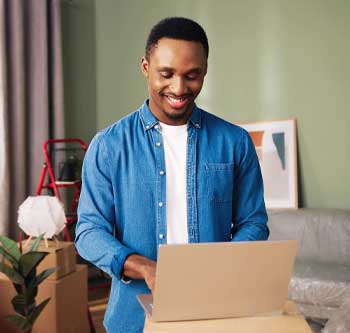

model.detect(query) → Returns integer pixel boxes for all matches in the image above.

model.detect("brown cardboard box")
[0,265,89,333]
[22,240,76,280]
[144,301,312,333]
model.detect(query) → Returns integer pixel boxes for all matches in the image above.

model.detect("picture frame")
[239,119,298,209]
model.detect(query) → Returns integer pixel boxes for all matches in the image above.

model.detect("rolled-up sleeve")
[231,129,269,242]
[75,133,136,279]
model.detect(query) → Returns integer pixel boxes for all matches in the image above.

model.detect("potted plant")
[0,234,56,333]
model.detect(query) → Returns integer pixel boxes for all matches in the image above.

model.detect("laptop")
[137,240,297,322]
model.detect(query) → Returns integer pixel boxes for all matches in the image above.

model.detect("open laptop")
[137,240,297,322]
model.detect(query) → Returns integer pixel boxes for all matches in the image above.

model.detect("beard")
[161,103,195,123]
[159,91,195,121]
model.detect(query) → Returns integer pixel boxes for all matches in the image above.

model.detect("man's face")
[141,38,207,125]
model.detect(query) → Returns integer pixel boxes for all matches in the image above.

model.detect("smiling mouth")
[164,94,191,109]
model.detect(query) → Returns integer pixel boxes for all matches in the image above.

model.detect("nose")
[169,76,186,96]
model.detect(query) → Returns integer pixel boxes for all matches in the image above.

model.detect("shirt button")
[155,142,161,147]
[159,170,165,176]
[145,125,150,129]
[195,123,200,128]
[155,124,160,129]
[159,234,164,239]
[158,201,164,207]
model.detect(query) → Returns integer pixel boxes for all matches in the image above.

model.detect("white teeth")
[167,96,186,103]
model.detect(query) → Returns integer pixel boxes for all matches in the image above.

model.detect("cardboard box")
[143,301,312,333]
[22,240,76,280]
[0,265,89,333]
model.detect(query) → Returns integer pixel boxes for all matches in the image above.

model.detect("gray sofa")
[268,208,350,320]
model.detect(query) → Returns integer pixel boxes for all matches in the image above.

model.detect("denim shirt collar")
[139,99,202,131]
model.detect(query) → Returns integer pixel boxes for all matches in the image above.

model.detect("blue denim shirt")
[75,100,269,333]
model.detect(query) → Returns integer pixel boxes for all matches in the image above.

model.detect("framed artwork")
[240,119,298,209]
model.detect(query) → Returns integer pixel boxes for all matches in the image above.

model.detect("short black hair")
[145,17,209,61]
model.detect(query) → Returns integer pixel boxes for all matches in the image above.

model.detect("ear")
[141,57,149,78]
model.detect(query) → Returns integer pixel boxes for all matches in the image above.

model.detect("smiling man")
[75,17,269,333]
[142,36,206,125]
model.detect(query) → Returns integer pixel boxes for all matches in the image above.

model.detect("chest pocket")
[205,163,234,203]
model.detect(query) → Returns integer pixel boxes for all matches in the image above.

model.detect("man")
[76,17,269,333]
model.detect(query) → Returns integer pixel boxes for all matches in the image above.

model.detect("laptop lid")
[137,240,297,322]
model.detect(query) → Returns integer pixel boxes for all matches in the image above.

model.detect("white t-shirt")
[159,122,188,244]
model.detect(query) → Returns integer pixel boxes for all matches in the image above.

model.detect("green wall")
[62,0,97,143]
[63,0,350,210]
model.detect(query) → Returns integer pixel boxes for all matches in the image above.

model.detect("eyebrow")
[157,66,203,74]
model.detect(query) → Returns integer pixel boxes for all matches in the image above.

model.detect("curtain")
[0,0,64,238]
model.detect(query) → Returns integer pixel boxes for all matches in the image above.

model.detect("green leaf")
[26,264,37,286]
[28,268,57,289]
[28,234,44,252]
[11,287,37,316]
[0,246,19,269]
[28,298,51,324]
[0,235,21,260]
[0,262,24,284]
[19,252,48,277]
[4,314,32,330]
[13,282,22,294]
[11,294,26,316]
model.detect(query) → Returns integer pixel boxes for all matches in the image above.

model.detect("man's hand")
[123,254,157,293]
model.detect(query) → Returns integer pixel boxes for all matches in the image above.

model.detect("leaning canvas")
[240,119,298,209]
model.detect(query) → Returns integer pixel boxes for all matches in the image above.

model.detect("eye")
[185,72,201,80]
[185,74,199,81]
[160,72,173,79]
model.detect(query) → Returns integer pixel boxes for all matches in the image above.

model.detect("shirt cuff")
[111,246,137,280]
